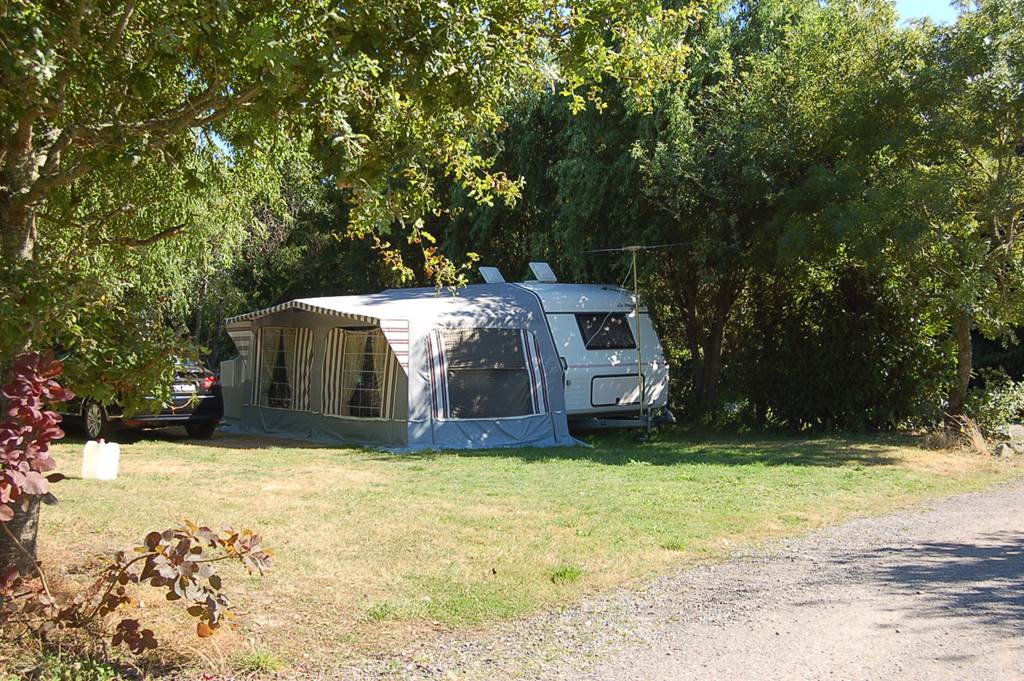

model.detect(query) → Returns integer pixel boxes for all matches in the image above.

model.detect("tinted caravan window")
[575,313,636,350]
[442,329,534,418]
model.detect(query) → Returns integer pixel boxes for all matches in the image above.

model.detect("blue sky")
[895,0,960,24]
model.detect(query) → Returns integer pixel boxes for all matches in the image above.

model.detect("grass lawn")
[36,428,1021,674]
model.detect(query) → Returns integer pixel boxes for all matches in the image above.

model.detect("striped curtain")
[426,330,448,419]
[291,327,315,411]
[322,328,347,416]
[378,340,401,419]
[251,330,263,405]
[523,330,549,415]
[322,328,401,418]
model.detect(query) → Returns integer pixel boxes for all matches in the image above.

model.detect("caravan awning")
[224,299,380,326]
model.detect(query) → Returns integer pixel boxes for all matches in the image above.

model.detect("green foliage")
[964,369,1024,436]
[446,0,922,419]
[38,655,120,681]
[828,0,1024,413]
[0,139,284,410]
[729,265,950,430]
[1,0,696,405]
[365,600,399,622]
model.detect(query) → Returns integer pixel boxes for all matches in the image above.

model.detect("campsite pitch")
[38,430,1021,676]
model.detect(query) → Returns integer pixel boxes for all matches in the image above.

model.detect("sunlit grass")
[38,427,1020,672]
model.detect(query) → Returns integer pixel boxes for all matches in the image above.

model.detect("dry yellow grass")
[32,428,1021,674]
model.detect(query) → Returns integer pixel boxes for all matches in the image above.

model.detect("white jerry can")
[81,439,121,480]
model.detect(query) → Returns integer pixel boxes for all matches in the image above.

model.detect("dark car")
[65,361,223,440]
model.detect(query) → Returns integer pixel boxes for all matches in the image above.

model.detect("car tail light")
[203,375,218,391]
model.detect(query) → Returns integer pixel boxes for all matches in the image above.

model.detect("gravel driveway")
[340,482,1024,680]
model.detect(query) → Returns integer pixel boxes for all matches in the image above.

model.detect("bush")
[729,266,950,431]
[964,368,1024,436]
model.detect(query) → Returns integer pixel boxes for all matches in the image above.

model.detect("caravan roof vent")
[528,261,558,283]
[479,266,506,284]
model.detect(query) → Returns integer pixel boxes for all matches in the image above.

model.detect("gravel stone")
[324,482,1024,680]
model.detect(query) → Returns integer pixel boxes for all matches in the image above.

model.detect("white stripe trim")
[226,300,380,325]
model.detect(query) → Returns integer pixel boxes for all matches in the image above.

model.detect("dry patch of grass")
[35,428,1022,674]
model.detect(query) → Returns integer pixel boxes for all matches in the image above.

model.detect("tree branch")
[16,158,93,206]
[92,223,187,248]
[111,1,137,46]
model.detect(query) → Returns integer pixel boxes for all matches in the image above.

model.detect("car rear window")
[575,313,637,350]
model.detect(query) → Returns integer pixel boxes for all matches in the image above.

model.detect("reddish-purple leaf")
[21,471,48,495]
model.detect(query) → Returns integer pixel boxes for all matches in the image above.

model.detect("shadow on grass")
[73,423,918,469]
[860,530,1024,633]
[59,426,335,451]
[366,428,912,468]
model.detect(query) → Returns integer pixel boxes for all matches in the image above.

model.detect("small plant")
[1,521,273,653]
[660,540,686,552]
[235,649,286,674]
[964,369,1024,437]
[958,416,990,456]
[547,565,583,584]
[365,600,398,622]
[37,653,119,681]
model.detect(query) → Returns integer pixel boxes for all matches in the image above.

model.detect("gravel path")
[338,482,1024,680]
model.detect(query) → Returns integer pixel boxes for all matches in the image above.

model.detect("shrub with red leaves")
[0,351,272,656]
[0,351,74,521]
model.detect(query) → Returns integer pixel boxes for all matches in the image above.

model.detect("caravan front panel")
[514,282,670,420]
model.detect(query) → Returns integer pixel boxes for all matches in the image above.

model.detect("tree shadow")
[365,429,908,467]
[67,423,916,466]
[59,427,336,451]
[858,530,1024,633]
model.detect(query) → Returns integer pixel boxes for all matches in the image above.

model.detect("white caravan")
[484,262,671,426]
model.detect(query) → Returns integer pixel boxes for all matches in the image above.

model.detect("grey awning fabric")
[222,283,579,451]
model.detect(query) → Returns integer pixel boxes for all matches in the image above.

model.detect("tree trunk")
[676,279,738,415]
[0,497,42,577]
[1,198,37,261]
[2,112,41,263]
[698,320,727,410]
[946,310,973,419]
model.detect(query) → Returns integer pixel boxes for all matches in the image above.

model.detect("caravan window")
[322,328,395,418]
[255,327,315,410]
[575,313,636,350]
[441,329,534,419]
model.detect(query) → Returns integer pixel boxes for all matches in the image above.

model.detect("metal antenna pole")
[632,246,646,440]
[582,241,675,439]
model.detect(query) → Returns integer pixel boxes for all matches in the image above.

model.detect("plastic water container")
[81,440,120,480]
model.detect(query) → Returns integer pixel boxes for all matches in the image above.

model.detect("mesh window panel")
[575,313,636,350]
[442,329,534,418]
[324,328,392,418]
[258,328,296,409]
[442,329,527,369]
[256,327,314,410]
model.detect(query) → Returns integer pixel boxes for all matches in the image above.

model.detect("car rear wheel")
[83,401,111,440]
[185,421,217,439]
